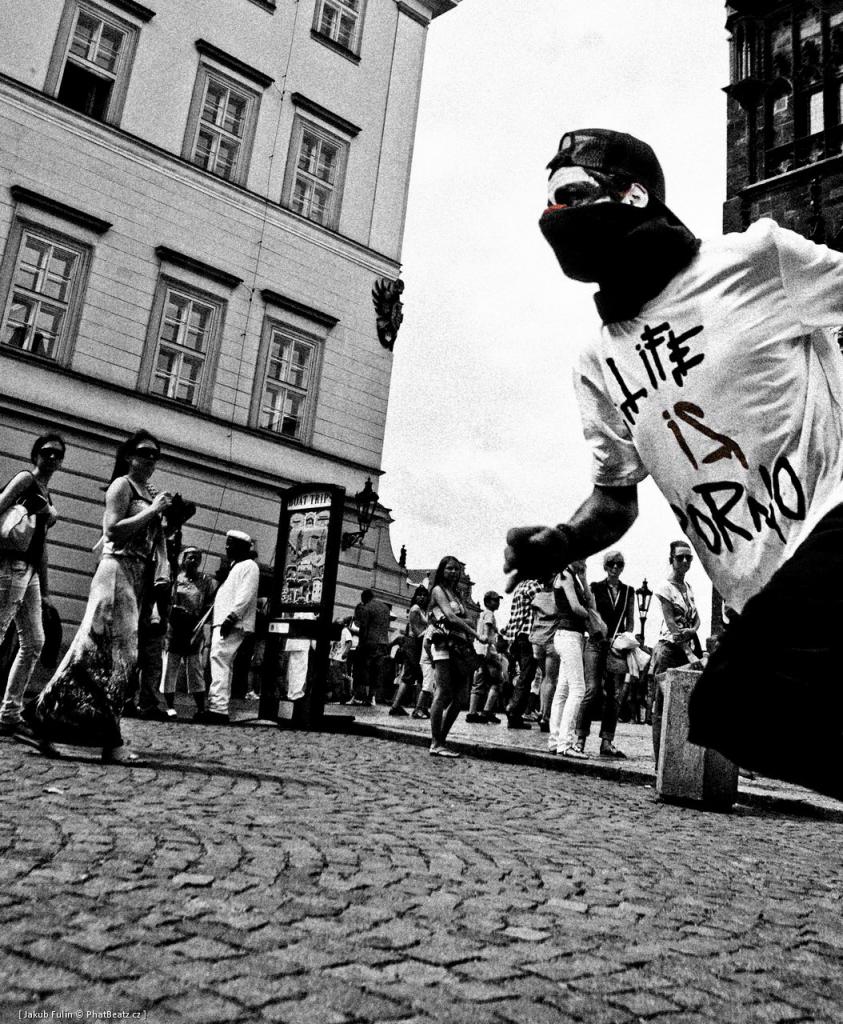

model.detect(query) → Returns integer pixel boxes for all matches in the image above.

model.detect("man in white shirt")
[200,529,259,724]
[504,128,843,799]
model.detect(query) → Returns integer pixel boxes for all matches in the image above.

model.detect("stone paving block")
[608,991,681,1017]
[218,974,307,1007]
[156,991,245,1022]
[494,996,585,1024]
[747,1001,812,1023]
[172,872,216,887]
[501,925,550,941]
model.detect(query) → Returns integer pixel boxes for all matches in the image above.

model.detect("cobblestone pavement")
[1,706,842,1024]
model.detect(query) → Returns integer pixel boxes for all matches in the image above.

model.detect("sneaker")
[507,716,531,730]
[464,713,484,723]
[561,746,589,759]
[164,708,178,718]
[193,710,230,725]
[600,741,626,759]
[483,714,501,725]
[349,698,368,707]
[102,747,140,764]
[388,707,409,717]
[9,723,39,747]
[244,692,260,702]
[429,746,460,758]
[411,709,428,720]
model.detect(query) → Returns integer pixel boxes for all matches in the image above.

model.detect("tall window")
[49,2,139,124]
[191,75,254,180]
[809,90,824,136]
[187,70,259,184]
[314,0,363,53]
[284,120,348,229]
[258,326,317,439]
[146,285,222,407]
[1,230,87,361]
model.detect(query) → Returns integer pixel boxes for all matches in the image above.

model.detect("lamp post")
[341,477,379,551]
[635,578,652,646]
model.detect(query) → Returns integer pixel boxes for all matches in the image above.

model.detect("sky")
[378,1,730,642]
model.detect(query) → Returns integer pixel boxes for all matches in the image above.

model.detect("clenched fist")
[503,525,570,592]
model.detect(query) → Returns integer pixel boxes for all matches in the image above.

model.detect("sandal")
[429,746,460,758]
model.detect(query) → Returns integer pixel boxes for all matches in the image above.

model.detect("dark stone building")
[711,1,843,635]
[724,1,843,244]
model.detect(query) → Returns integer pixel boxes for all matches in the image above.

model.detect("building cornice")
[104,0,156,22]
[195,39,274,90]
[0,355,384,481]
[290,93,362,137]
[155,246,243,289]
[10,185,112,234]
[0,74,401,276]
[736,152,843,200]
[260,289,339,328]
[395,3,429,27]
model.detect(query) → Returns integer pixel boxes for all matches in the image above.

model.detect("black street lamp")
[635,578,653,646]
[341,477,380,550]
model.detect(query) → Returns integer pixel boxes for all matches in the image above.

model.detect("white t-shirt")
[655,579,698,648]
[575,219,843,612]
[473,608,498,656]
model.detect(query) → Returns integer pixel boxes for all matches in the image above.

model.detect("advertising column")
[260,483,345,729]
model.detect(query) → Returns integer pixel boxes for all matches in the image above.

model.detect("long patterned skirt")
[27,554,146,749]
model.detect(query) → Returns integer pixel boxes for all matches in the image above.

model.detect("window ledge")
[155,246,243,289]
[195,39,274,90]
[290,92,361,137]
[10,185,112,234]
[246,0,276,11]
[105,0,156,22]
[261,288,339,328]
[310,29,361,65]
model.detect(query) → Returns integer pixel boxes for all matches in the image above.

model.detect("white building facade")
[0,0,457,632]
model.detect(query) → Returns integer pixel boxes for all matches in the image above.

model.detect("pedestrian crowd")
[0,428,261,763]
[329,548,701,764]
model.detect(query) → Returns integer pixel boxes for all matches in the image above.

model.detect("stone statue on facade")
[372,277,404,351]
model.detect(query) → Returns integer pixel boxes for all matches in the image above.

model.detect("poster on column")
[282,490,334,609]
[264,483,345,726]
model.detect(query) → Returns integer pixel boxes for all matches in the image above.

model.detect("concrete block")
[656,667,738,810]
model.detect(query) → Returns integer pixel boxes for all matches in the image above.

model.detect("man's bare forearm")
[561,485,639,561]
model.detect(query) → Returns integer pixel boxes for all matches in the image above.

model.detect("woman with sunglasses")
[650,540,700,761]
[0,433,65,738]
[27,430,172,761]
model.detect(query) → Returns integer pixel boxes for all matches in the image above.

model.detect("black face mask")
[538,201,651,283]
[539,200,701,322]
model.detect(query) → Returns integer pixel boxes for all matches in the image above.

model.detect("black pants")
[689,504,843,800]
[506,634,538,719]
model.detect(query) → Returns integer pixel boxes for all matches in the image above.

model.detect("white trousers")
[548,630,586,753]
[208,627,245,715]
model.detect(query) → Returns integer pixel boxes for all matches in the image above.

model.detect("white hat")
[226,529,252,544]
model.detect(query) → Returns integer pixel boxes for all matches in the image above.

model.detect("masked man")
[504,128,843,799]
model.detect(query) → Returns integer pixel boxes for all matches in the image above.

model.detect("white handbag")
[0,503,36,552]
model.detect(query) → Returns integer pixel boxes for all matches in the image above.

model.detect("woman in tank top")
[0,432,65,738]
[27,430,173,762]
